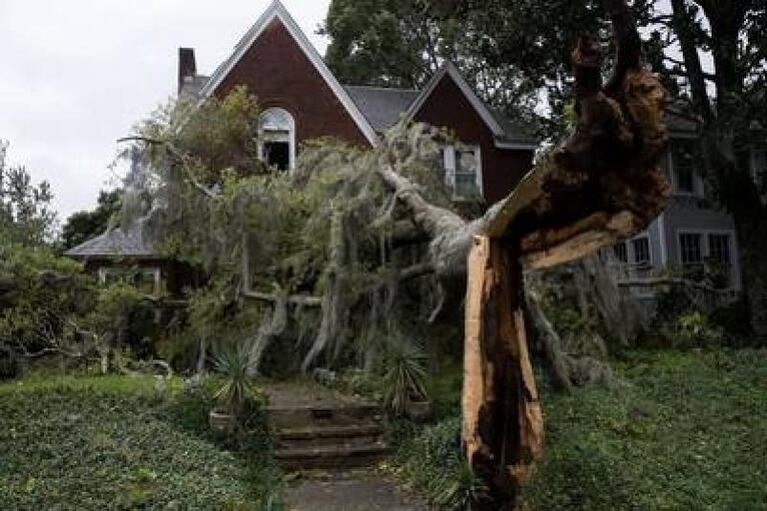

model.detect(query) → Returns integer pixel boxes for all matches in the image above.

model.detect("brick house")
[66,0,537,293]
[177,0,537,204]
[69,0,756,302]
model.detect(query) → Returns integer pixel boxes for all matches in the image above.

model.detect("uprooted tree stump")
[461,0,670,507]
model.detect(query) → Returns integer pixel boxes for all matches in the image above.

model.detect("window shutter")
[443,146,456,187]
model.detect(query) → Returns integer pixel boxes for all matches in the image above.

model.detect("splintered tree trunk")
[458,0,670,506]
[463,236,544,508]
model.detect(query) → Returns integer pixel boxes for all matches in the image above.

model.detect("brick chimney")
[178,48,197,95]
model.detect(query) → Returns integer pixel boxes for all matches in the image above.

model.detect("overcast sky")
[0,0,331,222]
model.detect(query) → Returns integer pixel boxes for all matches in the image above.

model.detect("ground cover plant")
[388,348,767,510]
[0,375,282,509]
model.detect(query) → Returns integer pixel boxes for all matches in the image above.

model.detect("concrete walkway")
[284,470,429,511]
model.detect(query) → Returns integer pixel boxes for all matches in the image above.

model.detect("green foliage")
[0,375,282,509]
[212,345,264,416]
[322,0,542,122]
[61,189,121,250]
[381,335,429,415]
[386,417,488,510]
[0,141,58,245]
[0,347,19,380]
[323,0,456,89]
[124,84,461,372]
[521,349,767,509]
[0,243,94,352]
[673,311,724,349]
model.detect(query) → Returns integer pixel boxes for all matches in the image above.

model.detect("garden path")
[264,381,429,509]
[283,469,429,511]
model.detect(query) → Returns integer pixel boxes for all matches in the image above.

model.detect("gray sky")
[0,0,331,222]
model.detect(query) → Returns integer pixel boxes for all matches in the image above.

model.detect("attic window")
[671,140,698,195]
[259,108,295,171]
[441,145,482,199]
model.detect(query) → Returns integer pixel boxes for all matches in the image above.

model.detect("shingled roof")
[343,83,537,146]
[343,86,421,131]
[65,226,159,260]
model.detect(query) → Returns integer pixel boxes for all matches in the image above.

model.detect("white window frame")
[630,234,652,266]
[98,266,162,295]
[676,229,738,289]
[258,107,296,172]
[613,232,652,266]
[441,144,483,199]
[668,140,703,197]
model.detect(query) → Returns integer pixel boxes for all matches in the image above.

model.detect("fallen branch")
[117,136,219,200]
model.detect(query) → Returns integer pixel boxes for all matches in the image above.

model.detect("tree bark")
[462,236,544,509]
[458,0,670,504]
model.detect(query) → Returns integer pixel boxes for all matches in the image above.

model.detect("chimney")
[178,48,197,95]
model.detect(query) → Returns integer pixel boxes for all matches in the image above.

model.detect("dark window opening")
[707,234,733,288]
[632,237,651,266]
[708,234,731,265]
[613,242,628,263]
[672,140,698,194]
[263,141,290,171]
[680,233,703,279]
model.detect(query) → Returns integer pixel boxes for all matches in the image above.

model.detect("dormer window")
[259,108,295,171]
[670,139,698,195]
[441,144,482,199]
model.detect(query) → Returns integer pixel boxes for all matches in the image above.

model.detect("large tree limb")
[457,0,671,506]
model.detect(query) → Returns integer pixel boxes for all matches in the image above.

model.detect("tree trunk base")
[462,236,544,508]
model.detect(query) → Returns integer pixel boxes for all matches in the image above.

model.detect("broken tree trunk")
[463,236,544,508]
[460,0,670,507]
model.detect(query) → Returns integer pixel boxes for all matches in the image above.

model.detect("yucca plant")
[382,336,429,415]
[212,345,260,417]
[434,463,489,510]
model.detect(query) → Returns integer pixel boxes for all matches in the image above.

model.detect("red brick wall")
[214,19,370,147]
[414,77,534,204]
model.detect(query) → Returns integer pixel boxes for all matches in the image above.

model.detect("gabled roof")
[198,0,379,146]
[406,62,537,149]
[344,86,420,131]
[65,226,158,260]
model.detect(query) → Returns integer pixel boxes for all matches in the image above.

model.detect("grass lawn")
[0,375,281,509]
[523,348,767,510]
[389,349,767,510]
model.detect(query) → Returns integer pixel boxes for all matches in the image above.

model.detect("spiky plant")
[212,345,259,416]
[382,336,429,415]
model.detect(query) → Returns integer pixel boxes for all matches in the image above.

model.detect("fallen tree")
[455,0,670,505]
[121,0,667,506]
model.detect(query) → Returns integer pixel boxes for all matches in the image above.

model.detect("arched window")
[259,108,295,171]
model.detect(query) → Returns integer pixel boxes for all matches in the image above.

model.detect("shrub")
[0,347,20,380]
[381,335,429,415]
[674,311,723,348]
[387,417,488,510]
[0,243,95,353]
[212,345,264,417]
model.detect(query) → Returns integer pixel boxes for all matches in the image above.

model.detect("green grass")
[390,349,767,510]
[523,349,767,510]
[0,375,282,509]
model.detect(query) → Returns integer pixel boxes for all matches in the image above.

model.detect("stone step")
[275,442,391,470]
[267,404,383,430]
[275,424,385,449]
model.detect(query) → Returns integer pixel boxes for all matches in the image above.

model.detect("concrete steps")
[268,402,390,470]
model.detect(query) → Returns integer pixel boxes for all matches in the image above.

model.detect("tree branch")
[117,136,219,200]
